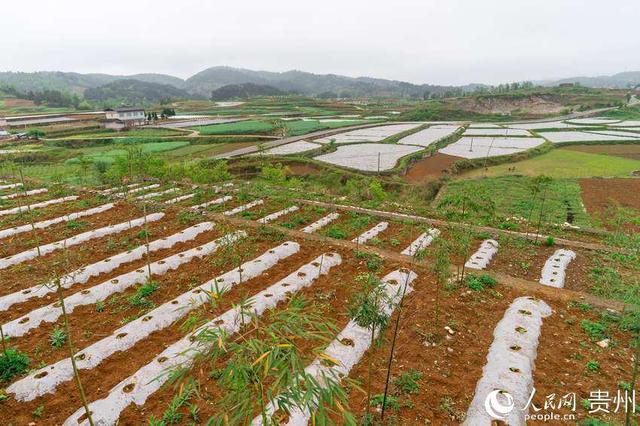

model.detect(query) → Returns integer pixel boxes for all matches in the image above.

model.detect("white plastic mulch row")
[0,203,115,241]
[163,193,196,205]
[0,188,48,200]
[9,241,300,402]
[0,195,79,217]
[439,137,545,159]
[463,297,552,426]
[465,239,500,270]
[539,249,576,288]
[0,222,214,312]
[255,141,321,155]
[469,123,503,128]
[114,183,160,196]
[3,230,244,338]
[314,143,423,172]
[254,268,417,425]
[314,123,423,144]
[257,206,299,224]
[223,199,264,216]
[352,221,388,244]
[463,128,531,137]
[99,183,141,195]
[611,120,640,127]
[0,213,164,270]
[401,228,440,256]
[301,212,340,233]
[190,195,233,210]
[397,125,460,148]
[505,121,573,130]
[64,252,343,426]
[541,131,639,144]
[134,188,179,201]
[585,129,640,139]
[0,182,22,191]
[564,118,620,125]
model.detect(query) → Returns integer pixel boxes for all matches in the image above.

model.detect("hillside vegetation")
[83,79,193,106]
[210,83,285,100]
[401,86,628,121]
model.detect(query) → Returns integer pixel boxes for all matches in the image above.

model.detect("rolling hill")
[83,79,192,106]
[539,71,640,89]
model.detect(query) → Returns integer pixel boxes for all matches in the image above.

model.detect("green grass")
[63,128,187,139]
[195,119,369,137]
[285,119,368,136]
[65,141,190,164]
[599,105,640,120]
[461,149,640,179]
[442,176,592,227]
[195,120,275,135]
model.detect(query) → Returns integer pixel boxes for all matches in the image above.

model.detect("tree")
[438,186,495,282]
[203,296,350,425]
[348,273,393,414]
[531,175,553,242]
[430,238,452,331]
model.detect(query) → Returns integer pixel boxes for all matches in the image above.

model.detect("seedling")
[49,327,68,348]
[586,360,600,372]
[128,280,158,308]
[32,405,44,418]
[393,369,423,394]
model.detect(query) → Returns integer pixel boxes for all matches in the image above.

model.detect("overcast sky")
[2,0,639,85]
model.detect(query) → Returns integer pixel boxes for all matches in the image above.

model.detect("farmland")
[0,92,639,426]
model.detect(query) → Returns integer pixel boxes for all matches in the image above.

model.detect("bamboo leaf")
[252,350,271,366]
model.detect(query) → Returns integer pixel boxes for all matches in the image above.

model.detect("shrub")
[369,394,400,410]
[261,164,289,183]
[325,227,348,240]
[0,348,30,382]
[465,273,497,291]
[545,236,555,246]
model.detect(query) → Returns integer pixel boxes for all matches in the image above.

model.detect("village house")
[102,107,146,130]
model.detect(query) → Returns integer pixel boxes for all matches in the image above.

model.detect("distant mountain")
[210,83,285,100]
[127,73,186,89]
[539,71,640,89]
[2,68,638,103]
[84,79,191,106]
[0,71,185,95]
[184,66,479,98]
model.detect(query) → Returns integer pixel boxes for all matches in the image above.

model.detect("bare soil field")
[0,183,636,425]
[579,178,640,216]
[403,153,461,183]
[562,144,640,161]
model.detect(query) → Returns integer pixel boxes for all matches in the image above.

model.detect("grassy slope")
[62,128,188,139]
[441,176,592,227]
[65,141,190,164]
[195,119,370,136]
[460,149,640,179]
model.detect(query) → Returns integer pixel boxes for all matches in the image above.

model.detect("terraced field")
[0,177,636,425]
